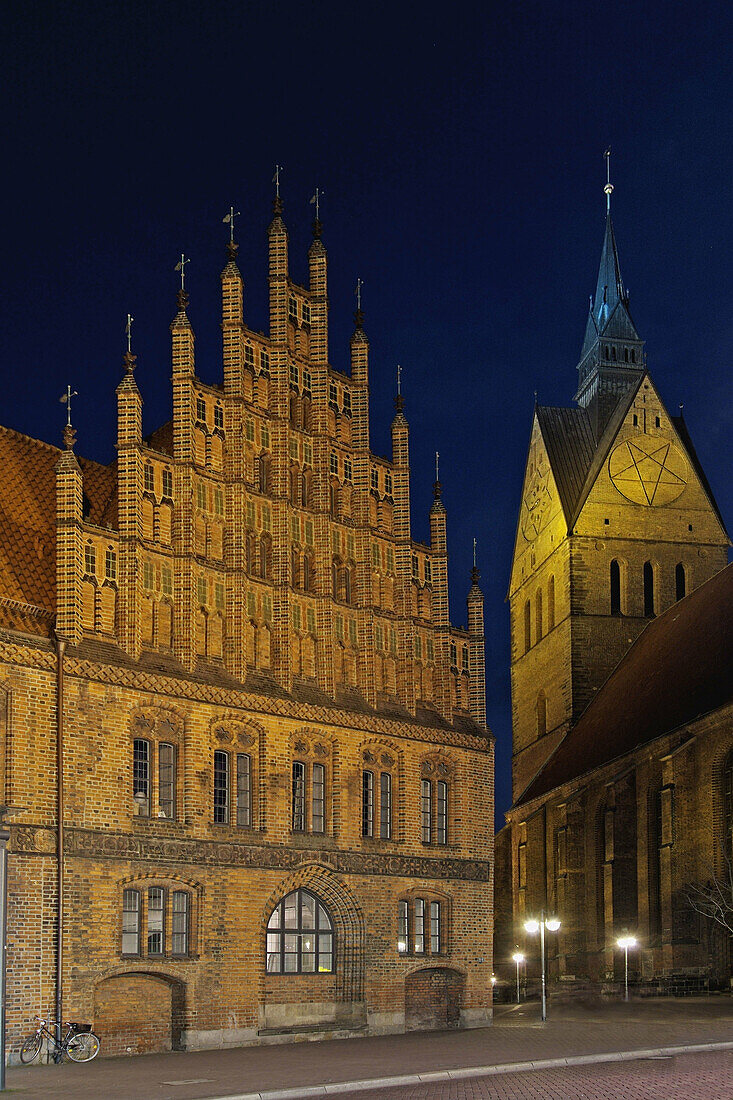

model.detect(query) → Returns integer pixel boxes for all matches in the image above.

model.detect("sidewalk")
[6,997,733,1100]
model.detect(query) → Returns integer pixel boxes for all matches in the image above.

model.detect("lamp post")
[617,935,637,1002]
[511,951,525,1004]
[524,911,561,1021]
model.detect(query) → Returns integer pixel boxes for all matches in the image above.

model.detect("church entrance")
[405,968,464,1031]
[94,972,185,1055]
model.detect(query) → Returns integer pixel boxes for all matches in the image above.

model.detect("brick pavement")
[6,997,733,1100]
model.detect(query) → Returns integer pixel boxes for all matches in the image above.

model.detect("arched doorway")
[94,972,185,1056]
[405,968,464,1031]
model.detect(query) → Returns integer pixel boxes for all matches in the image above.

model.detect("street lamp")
[511,951,525,1004]
[524,911,561,1021]
[617,935,638,1002]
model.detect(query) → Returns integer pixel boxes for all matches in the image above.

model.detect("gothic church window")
[266,890,333,974]
[643,561,655,617]
[535,589,543,642]
[524,600,531,653]
[610,559,621,615]
[547,575,555,630]
[675,562,686,602]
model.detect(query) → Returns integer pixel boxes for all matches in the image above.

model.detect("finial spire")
[174,254,190,311]
[272,164,283,199]
[435,451,440,481]
[433,450,442,501]
[354,277,364,329]
[604,148,614,213]
[473,537,477,568]
[470,537,481,585]
[397,364,402,396]
[59,385,78,449]
[309,187,323,238]
[223,206,240,244]
[123,313,137,374]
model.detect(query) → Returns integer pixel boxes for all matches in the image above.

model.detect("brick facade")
[0,201,493,1058]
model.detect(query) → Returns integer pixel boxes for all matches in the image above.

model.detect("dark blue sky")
[3,1,732,826]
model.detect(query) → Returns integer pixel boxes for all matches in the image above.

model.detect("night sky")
[3,2,732,827]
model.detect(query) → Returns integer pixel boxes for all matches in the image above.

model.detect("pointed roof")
[517,562,733,806]
[579,214,642,361]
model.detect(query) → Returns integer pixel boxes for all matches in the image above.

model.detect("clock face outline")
[522,466,552,540]
[608,438,687,506]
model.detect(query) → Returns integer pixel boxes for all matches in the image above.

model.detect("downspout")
[54,636,66,1044]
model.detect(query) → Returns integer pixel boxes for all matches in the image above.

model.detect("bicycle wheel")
[66,1031,101,1062]
[20,1031,43,1064]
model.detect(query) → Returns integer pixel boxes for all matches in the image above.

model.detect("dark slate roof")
[518,562,733,806]
[672,415,730,541]
[535,405,596,523]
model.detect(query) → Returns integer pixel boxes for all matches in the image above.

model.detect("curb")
[207,1040,733,1100]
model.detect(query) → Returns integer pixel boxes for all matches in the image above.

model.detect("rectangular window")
[303,370,312,394]
[196,397,206,422]
[143,560,154,591]
[380,772,392,840]
[334,614,343,641]
[197,482,207,511]
[158,742,176,819]
[197,577,207,606]
[437,780,448,845]
[398,900,409,953]
[214,487,224,516]
[171,891,189,956]
[375,622,384,650]
[430,901,441,954]
[292,762,306,831]
[312,763,325,834]
[246,500,255,528]
[450,641,457,667]
[245,418,255,442]
[462,646,469,672]
[344,459,353,482]
[412,554,419,579]
[162,469,173,497]
[133,738,150,816]
[414,898,425,953]
[302,301,311,325]
[260,348,270,373]
[288,297,298,321]
[426,636,434,661]
[424,559,432,584]
[385,471,393,496]
[213,750,229,824]
[147,887,165,956]
[421,779,432,843]
[306,606,316,635]
[214,404,224,430]
[144,463,155,492]
[262,594,272,622]
[122,889,141,955]
[161,566,173,597]
[362,771,374,837]
[414,635,422,659]
[84,543,96,576]
[292,603,302,630]
[261,424,270,448]
[244,344,255,367]
[389,627,397,654]
[105,548,117,581]
[290,363,299,386]
[329,382,338,406]
[262,504,271,532]
[236,753,252,827]
[348,618,357,645]
[303,440,312,464]
[342,389,351,414]
[330,452,338,476]
[305,520,314,545]
[371,468,379,491]
[215,581,225,610]
[386,546,394,572]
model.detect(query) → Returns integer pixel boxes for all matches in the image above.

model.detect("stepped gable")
[0,425,116,615]
[519,562,733,805]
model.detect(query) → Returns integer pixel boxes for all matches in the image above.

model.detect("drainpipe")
[55,636,67,1045]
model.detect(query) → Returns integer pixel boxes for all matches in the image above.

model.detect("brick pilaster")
[55,426,84,645]
[116,358,143,659]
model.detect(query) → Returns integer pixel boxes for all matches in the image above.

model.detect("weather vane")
[309,187,323,220]
[604,148,614,212]
[174,253,190,289]
[396,364,402,396]
[355,277,363,311]
[473,537,477,568]
[59,385,78,427]
[435,451,440,481]
[223,206,240,243]
[272,164,283,198]
[125,313,133,354]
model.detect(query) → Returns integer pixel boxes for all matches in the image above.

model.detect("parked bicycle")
[20,1017,101,1063]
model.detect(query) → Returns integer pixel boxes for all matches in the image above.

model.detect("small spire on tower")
[309,187,323,238]
[123,312,136,374]
[223,205,240,262]
[394,363,404,411]
[272,164,284,215]
[354,277,364,329]
[433,450,442,500]
[59,385,78,450]
[470,537,481,587]
[604,148,614,213]
[174,253,190,311]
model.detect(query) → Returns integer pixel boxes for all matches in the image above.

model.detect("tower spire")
[604,148,614,213]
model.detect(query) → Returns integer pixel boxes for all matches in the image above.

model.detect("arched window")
[631,349,636,364]
[536,691,547,738]
[266,889,333,973]
[547,575,555,630]
[675,562,686,602]
[524,600,531,653]
[643,561,655,617]
[535,589,543,642]
[610,559,621,615]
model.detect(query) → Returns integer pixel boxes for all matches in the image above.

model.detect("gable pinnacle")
[354,277,364,330]
[223,205,241,264]
[59,385,78,449]
[174,254,191,313]
[123,313,136,374]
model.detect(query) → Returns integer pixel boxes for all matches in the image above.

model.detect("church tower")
[508,169,729,801]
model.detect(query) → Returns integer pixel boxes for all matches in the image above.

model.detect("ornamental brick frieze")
[0,643,489,753]
[12,826,491,882]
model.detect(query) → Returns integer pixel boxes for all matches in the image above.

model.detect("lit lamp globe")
[512,951,525,964]
[545,917,561,932]
[524,919,540,934]
[617,935,637,949]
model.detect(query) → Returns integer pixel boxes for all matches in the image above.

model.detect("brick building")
[0,196,493,1057]
[494,187,731,992]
